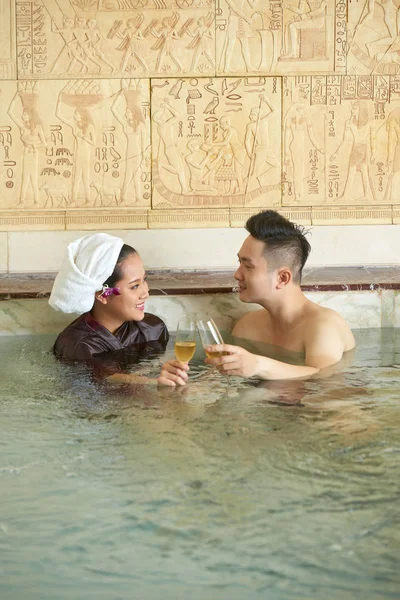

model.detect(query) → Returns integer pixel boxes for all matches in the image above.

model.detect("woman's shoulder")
[53,314,108,360]
[118,313,169,346]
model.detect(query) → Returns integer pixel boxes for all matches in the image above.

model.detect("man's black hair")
[245,210,311,283]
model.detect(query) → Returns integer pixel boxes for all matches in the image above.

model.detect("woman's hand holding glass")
[157,360,189,387]
[158,315,196,387]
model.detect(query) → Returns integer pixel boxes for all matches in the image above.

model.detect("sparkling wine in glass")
[197,318,229,357]
[197,319,231,384]
[174,315,197,363]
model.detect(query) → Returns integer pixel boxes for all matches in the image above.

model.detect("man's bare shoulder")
[232,309,268,337]
[306,303,355,350]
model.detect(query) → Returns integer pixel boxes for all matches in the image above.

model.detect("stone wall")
[1,0,400,269]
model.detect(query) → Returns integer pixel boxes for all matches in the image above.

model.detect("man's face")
[234,235,275,304]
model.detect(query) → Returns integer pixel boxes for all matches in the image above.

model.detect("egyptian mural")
[1,0,400,229]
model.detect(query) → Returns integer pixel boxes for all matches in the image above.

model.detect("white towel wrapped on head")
[49,233,124,314]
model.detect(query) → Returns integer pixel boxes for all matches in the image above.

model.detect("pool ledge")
[1,266,400,300]
[2,267,400,334]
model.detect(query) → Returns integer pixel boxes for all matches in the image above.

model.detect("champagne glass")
[174,315,197,363]
[197,318,231,383]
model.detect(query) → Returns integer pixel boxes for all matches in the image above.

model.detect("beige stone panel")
[230,207,311,227]
[0,79,151,224]
[151,76,281,211]
[0,211,66,230]
[122,227,248,268]
[65,209,147,229]
[311,206,393,225]
[0,0,16,79]
[16,0,215,79]
[392,207,400,223]
[347,0,400,76]
[8,230,88,271]
[282,75,400,206]
[0,233,8,271]
[148,209,230,228]
[215,0,343,77]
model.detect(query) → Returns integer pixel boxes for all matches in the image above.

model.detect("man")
[207,210,355,380]
[158,210,354,386]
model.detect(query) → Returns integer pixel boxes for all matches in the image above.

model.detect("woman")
[49,233,188,385]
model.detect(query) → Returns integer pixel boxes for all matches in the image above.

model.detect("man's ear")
[276,268,292,289]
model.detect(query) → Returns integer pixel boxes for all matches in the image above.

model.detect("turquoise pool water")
[1,329,400,599]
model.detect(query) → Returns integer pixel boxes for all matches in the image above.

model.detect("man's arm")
[205,344,319,380]
[207,319,347,380]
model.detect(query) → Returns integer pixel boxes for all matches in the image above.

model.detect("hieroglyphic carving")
[347,0,400,76]
[0,78,151,211]
[216,0,341,76]
[15,0,215,78]
[4,0,400,230]
[283,75,400,206]
[0,0,16,78]
[151,76,281,209]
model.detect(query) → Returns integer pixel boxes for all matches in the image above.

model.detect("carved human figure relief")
[16,0,216,78]
[7,82,46,206]
[283,102,323,202]
[114,14,149,74]
[0,78,151,217]
[348,0,400,75]
[384,107,400,202]
[330,102,376,202]
[221,0,257,73]
[56,84,98,206]
[153,98,190,194]
[151,77,281,209]
[186,14,215,72]
[216,0,339,76]
[245,93,281,188]
[280,0,328,60]
[111,80,148,205]
[50,16,89,75]
[282,75,398,207]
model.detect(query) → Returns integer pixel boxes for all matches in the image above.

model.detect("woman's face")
[105,253,149,323]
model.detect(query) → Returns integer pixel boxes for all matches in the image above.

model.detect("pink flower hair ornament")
[98,284,121,298]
